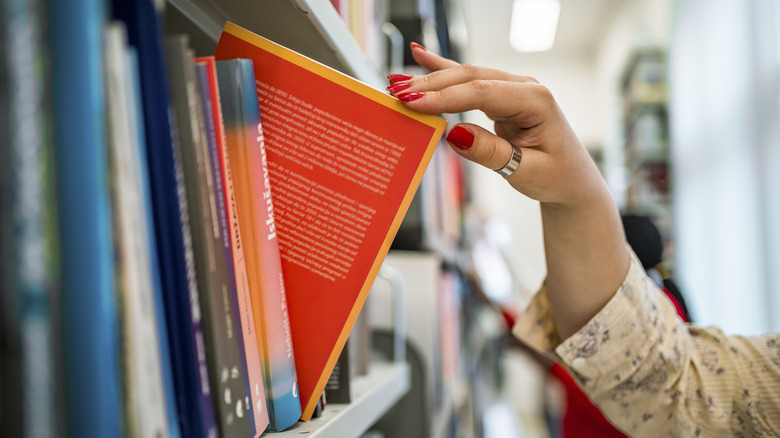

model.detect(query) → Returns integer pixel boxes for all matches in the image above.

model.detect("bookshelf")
[272,361,410,438]
[166,0,415,435]
[165,0,386,88]
[620,48,673,239]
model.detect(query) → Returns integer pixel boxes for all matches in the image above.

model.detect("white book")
[103,22,170,438]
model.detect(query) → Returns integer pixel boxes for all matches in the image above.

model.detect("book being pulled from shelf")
[214,21,447,421]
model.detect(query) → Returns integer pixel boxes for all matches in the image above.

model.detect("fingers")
[409,42,460,72]
[404,80,553,129]
[408,43,535,83]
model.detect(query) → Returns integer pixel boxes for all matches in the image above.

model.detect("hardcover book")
[196,55,270,437]
[216,58,302,432]
[214,22,446,420]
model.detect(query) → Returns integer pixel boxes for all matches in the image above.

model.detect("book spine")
[127,44,182,438]
[48,0,123,435]
[166,35,251,438]
[104,22,170,438]
[111,2,213,436]
[162,41,218,438]
[197,56,270,437]
[217,58,301,432]
[3,0,62,435]
[242,60,302,431]
[0,0,17,430]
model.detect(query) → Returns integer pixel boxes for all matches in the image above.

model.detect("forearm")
[540,181,629,340]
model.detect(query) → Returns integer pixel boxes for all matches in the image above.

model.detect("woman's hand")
[391,44,630,340]
[387,44,605,209]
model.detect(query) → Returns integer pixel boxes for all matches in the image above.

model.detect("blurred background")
[4,0,780,437]
[453,0,780,338]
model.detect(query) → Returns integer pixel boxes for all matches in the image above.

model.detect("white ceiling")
[460,0,623,59]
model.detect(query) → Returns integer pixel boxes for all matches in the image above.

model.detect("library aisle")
[7,0,780,437]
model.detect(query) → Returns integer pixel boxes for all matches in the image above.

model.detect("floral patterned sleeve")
[512,249,780,437]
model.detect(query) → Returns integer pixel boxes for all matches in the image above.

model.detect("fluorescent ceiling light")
[509,0,561,53]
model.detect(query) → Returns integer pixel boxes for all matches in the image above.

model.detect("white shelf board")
[166,0,386,89]
[266,361,410,438]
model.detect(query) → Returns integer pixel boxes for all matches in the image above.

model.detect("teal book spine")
[48,0,123,436]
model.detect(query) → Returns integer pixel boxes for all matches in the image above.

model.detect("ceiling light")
[509,0,561,53]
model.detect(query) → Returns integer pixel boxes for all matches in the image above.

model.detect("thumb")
[445,123,521,173]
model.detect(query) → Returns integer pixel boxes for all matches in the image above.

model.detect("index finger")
[401,79,555,129]
[410,42,460,72]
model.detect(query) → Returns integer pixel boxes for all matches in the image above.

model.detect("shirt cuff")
[512,249,672,391]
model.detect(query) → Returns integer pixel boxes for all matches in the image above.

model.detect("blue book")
[111,1,217,436]
[48,0,122,436]
[127,47,182,438]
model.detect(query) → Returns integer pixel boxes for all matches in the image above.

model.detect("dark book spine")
[0,1,20,435]
[166,35,251,438]
[325,340,351,404]
[196,62,259,436]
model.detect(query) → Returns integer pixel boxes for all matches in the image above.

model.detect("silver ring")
[496,145,522,178]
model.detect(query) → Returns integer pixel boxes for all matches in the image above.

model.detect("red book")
[214,22,446,420]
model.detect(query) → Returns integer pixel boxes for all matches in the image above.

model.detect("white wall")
[668,0,780,335]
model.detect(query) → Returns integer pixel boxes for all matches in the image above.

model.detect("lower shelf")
[266,361,411,438]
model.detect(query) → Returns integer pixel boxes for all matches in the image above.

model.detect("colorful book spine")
[104,22,170,438]
[49,0,122,435]
[165,34,251,438]
[111,1,212,436]
[196,55,270,437]
[216,58,302,432]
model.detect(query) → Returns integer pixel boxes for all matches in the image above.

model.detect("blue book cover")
[48,0,122,436]
[127,47,182,438]
[111,0,217,436]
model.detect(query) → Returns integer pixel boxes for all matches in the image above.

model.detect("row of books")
[1,1,447,437]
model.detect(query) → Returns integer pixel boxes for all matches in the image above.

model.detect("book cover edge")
[220,21,447,132]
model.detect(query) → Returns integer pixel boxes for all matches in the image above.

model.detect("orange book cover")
[214,21,446,420]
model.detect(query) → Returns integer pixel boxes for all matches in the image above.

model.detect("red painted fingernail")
[387,82,413,94]
[446,126,474,150]
[387,74,413,83]
[410,42,426,51]
[397,92,425,102]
